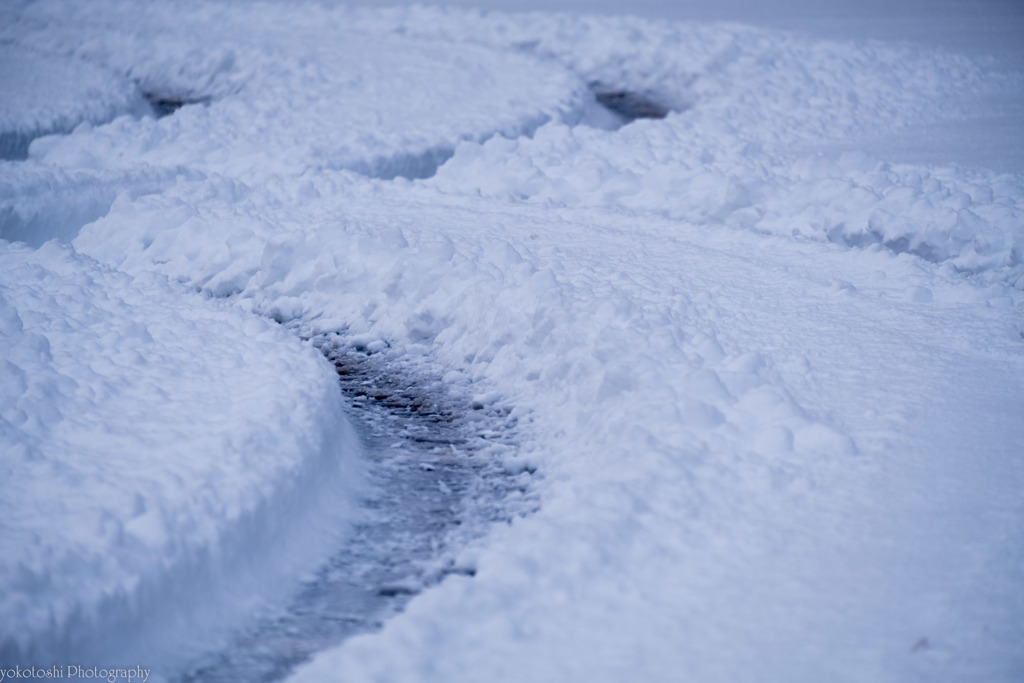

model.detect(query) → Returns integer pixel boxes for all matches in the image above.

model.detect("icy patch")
[142,92,211,119]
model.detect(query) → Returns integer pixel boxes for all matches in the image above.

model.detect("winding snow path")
[180,340,521,682]
[1,2,1022,682]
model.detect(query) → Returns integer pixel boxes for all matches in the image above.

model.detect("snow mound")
[5,1,592,182]
[0,44,150,159]
[426,123,1024,286]
[0,240,362,668]
[343,6,986,147]
[347,6,1024,285]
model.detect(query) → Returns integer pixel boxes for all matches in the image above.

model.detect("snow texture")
[0,43,150,160]
[0,0,1022,681]
[1,1,590,182]
[0,240,362,668]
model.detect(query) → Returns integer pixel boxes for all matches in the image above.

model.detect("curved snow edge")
[0,45,153,161]
[0,240,366,671]
[2,388,364,673]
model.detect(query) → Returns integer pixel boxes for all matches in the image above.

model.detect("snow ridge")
[0,241,363,671]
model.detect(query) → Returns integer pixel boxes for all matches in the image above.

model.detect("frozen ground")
[1,1,1022,681]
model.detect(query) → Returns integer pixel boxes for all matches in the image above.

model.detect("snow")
[0,43,150,160]
[2,0,590,182]
[1,0,1022,681]
[429,128,1024,283]
[0,239,362,668]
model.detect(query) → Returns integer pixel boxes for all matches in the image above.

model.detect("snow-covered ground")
[0,240,363,668]
[1,1,1022,681]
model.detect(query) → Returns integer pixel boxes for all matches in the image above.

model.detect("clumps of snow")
[345,5,983,145]
[2,2,593,182]
[0,240,362,669]
[770,157,1024,282]
[69,174,868,507]
[426,122,1024,286]
[0,44,151,159]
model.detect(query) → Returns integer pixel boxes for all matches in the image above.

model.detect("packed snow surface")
[1,0,1022,681]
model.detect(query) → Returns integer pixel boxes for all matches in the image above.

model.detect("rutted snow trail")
[1,1,579,673]
[180,339,523,682]
[2,1,1023,682]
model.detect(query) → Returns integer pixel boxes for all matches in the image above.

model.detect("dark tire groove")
[178,333,529,682]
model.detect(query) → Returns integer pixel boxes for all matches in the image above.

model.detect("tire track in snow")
[178,335,527,682]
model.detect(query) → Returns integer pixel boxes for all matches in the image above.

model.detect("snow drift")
[0,1,1022,681]
[0,240,362,669]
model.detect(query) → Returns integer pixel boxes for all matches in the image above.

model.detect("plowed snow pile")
[1,1,1022,682]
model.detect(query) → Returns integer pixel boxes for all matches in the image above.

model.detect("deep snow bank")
[0,240,362,668]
